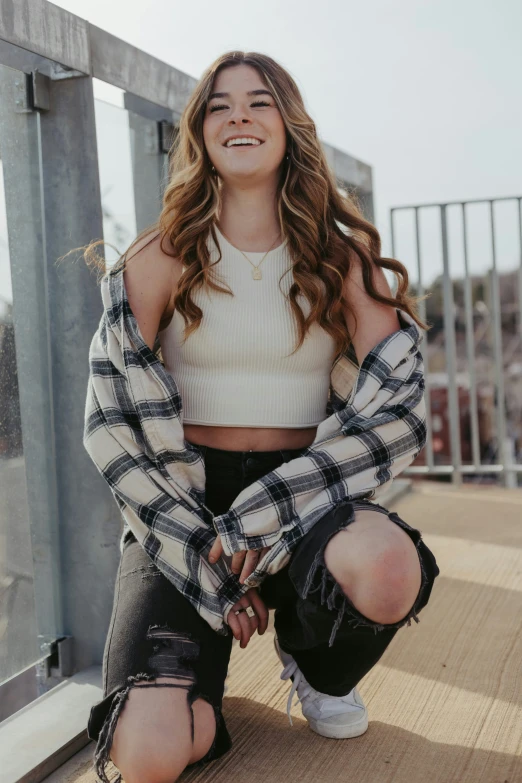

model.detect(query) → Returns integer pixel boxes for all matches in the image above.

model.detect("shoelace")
[280,659,309,726]
[280,659,365,727]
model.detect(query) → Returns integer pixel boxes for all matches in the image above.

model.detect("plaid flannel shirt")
[83,263,427,636]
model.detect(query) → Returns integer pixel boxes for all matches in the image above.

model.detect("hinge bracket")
[37,634,75,680]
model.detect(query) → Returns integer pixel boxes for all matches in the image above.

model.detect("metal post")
[517,198,522,468]
[0,64,63,670]
[488,201,509,486]
[36,72,119,671]
[440,205,462,485]
[461,203,482,470]
[414,206,434,472]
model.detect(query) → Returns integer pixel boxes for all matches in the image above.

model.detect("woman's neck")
[217,183,282,252]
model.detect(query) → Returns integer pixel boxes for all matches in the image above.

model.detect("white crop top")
[158,225,338,428]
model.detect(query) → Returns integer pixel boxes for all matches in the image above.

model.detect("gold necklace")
[217,224,282,280]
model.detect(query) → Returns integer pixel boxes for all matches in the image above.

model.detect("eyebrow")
[208,89,273,100]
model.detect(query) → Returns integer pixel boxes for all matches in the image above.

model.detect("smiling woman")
[70,50,437,783]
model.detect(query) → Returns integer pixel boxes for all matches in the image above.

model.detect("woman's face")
[202,64,287,184]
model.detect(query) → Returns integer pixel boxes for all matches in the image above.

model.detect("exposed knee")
[111,719,193,783]
[349,556,422,624]
[93,625,219,783]
[324,522,422,625]
[109,683,216,782]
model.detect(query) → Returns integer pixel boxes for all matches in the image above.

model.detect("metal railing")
[391,196,522,487]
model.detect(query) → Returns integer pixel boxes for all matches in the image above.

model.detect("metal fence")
[391,196,522,488]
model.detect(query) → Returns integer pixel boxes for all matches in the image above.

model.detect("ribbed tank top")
[158,225,337,428]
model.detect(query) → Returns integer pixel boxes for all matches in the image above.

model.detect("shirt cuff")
[213,510,287,556]
[217,569,247,608]
[212,511,242,555]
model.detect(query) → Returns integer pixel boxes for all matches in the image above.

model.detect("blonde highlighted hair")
[68,50,430,359]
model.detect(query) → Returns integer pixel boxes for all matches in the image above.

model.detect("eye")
[208,100,272,113]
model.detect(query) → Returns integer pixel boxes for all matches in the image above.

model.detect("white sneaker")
[274,635,368,739]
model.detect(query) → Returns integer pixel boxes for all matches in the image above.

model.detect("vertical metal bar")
[518,199,522,404]
[513,198,522,486]
[440,205,462,485]
[37,73,119,671]
[489,200,509,486]
[461,203,482,469]
[414,206,434,472]
[390,208,396,258]
[0,65,63,670]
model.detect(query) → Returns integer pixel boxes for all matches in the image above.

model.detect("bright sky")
[1,0,521,301]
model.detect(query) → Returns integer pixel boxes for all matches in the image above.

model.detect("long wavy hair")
[68,50,430,360]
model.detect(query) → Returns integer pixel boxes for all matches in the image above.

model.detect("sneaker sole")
[307,710,369,739]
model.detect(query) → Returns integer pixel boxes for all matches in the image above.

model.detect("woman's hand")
[208,535,271,585]
[226,588,269,649]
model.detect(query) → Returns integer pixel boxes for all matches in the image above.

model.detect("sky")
[1,0,521,301]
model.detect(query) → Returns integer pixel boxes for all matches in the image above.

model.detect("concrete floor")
[44,480,522,783]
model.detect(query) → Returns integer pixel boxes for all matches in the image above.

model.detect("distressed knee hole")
[301,547,422,648]
[91,627,203,783]
[146,624,200,680]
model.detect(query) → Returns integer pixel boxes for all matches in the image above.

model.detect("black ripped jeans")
[87,442,440,780]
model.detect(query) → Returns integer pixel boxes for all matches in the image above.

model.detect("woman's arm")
[83,256,252,635]
[342,247,401,366]
[123,232,180,350]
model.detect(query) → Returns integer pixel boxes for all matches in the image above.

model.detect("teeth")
[226,137,261,147]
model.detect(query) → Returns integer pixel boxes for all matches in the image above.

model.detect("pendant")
[252,267,262,280]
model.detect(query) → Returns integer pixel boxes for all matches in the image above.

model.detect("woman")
[80,51,439,783]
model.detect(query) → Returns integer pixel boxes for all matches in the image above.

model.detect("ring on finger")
[235,606,256,618]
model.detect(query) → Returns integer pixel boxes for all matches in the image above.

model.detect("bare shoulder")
[125,230,182,275]
[123,231,183,350]
[341,240,401,364]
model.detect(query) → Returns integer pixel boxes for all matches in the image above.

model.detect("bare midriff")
[183,423,318,452]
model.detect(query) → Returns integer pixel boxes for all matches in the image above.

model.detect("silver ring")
[235,606,255,618]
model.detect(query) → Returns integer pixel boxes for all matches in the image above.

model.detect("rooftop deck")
[43,480,522,783]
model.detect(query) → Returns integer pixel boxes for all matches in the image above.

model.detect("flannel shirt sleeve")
[82,274,247,634]
[212,310,427,559]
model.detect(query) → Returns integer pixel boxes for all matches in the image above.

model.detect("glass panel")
[0,64,39,687]
[93,91,167,270]
[94,98,137,269]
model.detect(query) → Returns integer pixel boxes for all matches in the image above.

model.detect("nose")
[227,106,252,126]
[228,117,252,126]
